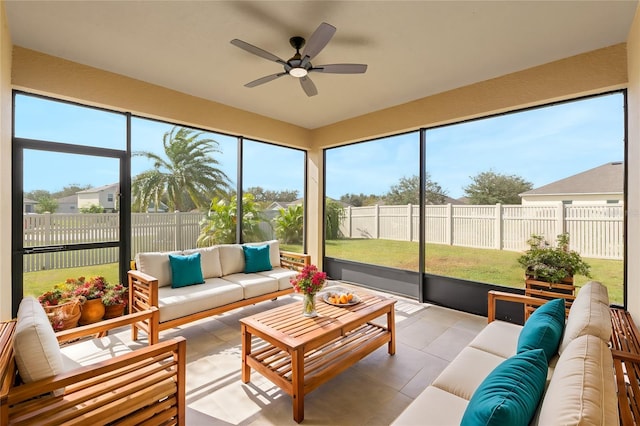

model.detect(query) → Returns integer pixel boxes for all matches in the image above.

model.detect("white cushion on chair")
[14,297,65,385]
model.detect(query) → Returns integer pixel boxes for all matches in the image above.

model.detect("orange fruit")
[347,293,354,302]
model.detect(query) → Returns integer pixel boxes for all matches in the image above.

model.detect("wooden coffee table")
[240,291,396,423]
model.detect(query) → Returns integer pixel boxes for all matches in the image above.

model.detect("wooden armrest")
[487,290,551,323]
[6,337,186,424]
[55,308,159,344]
[279,251,311,271]
[128,269,159,284]
[612,349,640,364]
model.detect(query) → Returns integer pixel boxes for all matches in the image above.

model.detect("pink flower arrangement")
[290,265,327,295]
[71,276,107,300]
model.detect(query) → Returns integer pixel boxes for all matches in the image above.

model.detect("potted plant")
[517,233,592,284]
[102,282,128,319]
[71,276,107,325]
[37,284,81,331]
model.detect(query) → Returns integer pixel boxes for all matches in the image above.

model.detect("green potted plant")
[517,233,592,284]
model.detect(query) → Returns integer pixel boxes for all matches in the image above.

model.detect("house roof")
[56,194,78,204]
[76,183,119,194]
[4,1,637,129]
[520,162,623,197]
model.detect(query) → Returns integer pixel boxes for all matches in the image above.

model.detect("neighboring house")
[520,161,623,205]
[77,183,119,212]
[56,194,79,213]
[23,198,37,213]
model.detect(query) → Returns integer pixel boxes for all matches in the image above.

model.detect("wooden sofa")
[0,297,186,425]
[128,240,310,342]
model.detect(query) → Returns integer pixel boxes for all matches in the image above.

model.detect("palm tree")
[132,127,230,212]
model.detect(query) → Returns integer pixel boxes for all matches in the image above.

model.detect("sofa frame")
[127,250,310,342]
[0,308,186,426]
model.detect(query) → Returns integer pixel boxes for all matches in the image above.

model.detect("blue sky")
[16,92,624,200]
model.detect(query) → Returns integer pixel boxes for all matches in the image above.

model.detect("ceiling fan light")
[289,67,308,78]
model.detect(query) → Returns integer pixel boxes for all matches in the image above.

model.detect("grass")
[23,239,624,305]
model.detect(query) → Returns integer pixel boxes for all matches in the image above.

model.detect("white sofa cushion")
[61,335,132,370]
[431,347,505,401]
[536,334,618,425]
[222,273,279,298]
[157,278,244,323]
[14,297,65,386]
[218,244,245,276]
[183,246,223,279]
[258,267,297,291]
[468,320,521,359]
[559,282,612,354]
[391,386,467,426]
[579,280,610,305]
[136,251,181,287]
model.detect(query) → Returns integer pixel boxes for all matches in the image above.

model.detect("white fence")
[339,203,624,260]
[21,202,623,272]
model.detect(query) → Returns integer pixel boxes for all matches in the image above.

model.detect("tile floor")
[114,283,487,425]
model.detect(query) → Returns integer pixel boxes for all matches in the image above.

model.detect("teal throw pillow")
[460,348,548,426]
[243,244,273,273]
[168,252,204,288]
[517,298,565,362]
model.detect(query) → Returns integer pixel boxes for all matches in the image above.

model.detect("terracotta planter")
[79,298,106,325]
[103,303,125,319]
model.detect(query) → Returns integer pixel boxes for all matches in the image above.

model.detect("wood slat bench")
[610,307,640,426]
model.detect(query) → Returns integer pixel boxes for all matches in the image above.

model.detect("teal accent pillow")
[517,298,566,362]
[243,244,273,273]
[461,348,548,426]
[168,252,204,288]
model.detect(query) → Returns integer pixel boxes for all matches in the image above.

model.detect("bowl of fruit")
[322,288,361,306]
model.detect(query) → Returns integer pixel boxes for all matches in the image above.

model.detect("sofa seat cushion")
[14,297,65,385]
[258,267,297,291]
[60,335,133,370]
[468,320,522,359]
[157,278,244,323]
[536,334,618,425]
[391,386,468,426]
[431,347,506,401]
[559,281,612,354]
[222,273,279,299]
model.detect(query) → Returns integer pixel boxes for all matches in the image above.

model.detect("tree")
[53,184,91,199]
[35,196,58,213]
[132,126,231,212]
[325,198,345,240]
[246,186,299,204]
[80,204,105,213]
[463,170,533,205]
[339,193,380,207]
[274,204,303,244]
[197,193,267,246]
[384,174,448,205]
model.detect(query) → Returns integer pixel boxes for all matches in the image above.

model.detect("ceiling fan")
[230,22,367,97]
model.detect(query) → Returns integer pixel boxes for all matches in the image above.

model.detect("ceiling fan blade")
[300,76,318,97]
[311,64,368,74]
[231,39,286,65]
[300,22,336,66]
[245,72,287,88]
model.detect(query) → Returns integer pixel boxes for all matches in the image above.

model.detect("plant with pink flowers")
[71,276,107,300]
[290,264,327,295]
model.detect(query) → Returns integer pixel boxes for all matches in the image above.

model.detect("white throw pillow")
[14,297,65,393]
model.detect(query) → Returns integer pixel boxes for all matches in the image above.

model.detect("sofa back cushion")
[14,297,65,392]
[535,334,618,425]
[183,246,223,279]
[218,244,245,275]
[136,251,181,287]
[559,282,611,354]
[245,240,280,268]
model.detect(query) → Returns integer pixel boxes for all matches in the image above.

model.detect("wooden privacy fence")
[339,202,624,260]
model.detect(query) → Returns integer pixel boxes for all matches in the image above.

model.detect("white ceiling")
[5,1,638,129]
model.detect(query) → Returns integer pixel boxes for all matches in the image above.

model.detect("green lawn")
[23,239,624,305]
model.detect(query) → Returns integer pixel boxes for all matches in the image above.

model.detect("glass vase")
[302,293,318,317]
